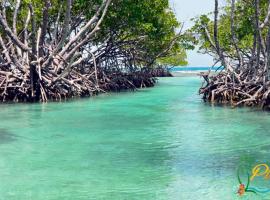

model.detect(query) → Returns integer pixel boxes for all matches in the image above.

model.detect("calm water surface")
[0,77,270,200]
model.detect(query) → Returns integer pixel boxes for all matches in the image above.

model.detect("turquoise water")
[0,77,270,199]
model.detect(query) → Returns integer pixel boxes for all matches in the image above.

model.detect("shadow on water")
[0,129,17,144]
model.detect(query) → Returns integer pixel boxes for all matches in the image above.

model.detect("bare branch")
[260,1,270,29]
[39,0,51,54]
[0,35,11,63]
[13,0,21,35]
[0,12,30,51]
[230,0,243,67]
[60,0,112,57]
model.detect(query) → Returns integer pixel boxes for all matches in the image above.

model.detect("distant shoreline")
[171,71,218,77]
[169,66,223,72]
[168,66,222,77]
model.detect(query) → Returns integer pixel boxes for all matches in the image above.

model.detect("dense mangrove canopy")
[191,0,270,109]
[0,0,186,102]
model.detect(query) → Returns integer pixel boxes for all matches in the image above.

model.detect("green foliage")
[2,0,188,67]
[190,0,270,56]
[157,49,188,66]
[96,0,188,65]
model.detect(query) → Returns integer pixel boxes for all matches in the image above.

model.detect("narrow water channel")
[0,77,269,199]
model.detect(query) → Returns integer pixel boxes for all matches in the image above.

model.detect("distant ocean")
[170,66,223,72]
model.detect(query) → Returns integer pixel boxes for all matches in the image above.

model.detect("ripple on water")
[0,77,269,200]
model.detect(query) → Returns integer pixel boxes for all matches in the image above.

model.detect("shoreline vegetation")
[4,0,270,111]
[191,0,270,110]
[0,0,184,103]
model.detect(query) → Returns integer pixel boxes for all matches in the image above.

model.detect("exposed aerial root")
[199,70,270,109]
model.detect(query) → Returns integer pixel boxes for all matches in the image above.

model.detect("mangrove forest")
[193,0,270,109]
[0,0,187,102]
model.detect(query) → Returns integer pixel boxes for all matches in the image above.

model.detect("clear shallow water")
[0,77,270,199]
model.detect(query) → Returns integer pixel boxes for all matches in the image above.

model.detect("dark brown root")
[0,66,157,103]
[199,70,270,110]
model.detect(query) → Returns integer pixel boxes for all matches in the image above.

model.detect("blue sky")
[169,0,226,66]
